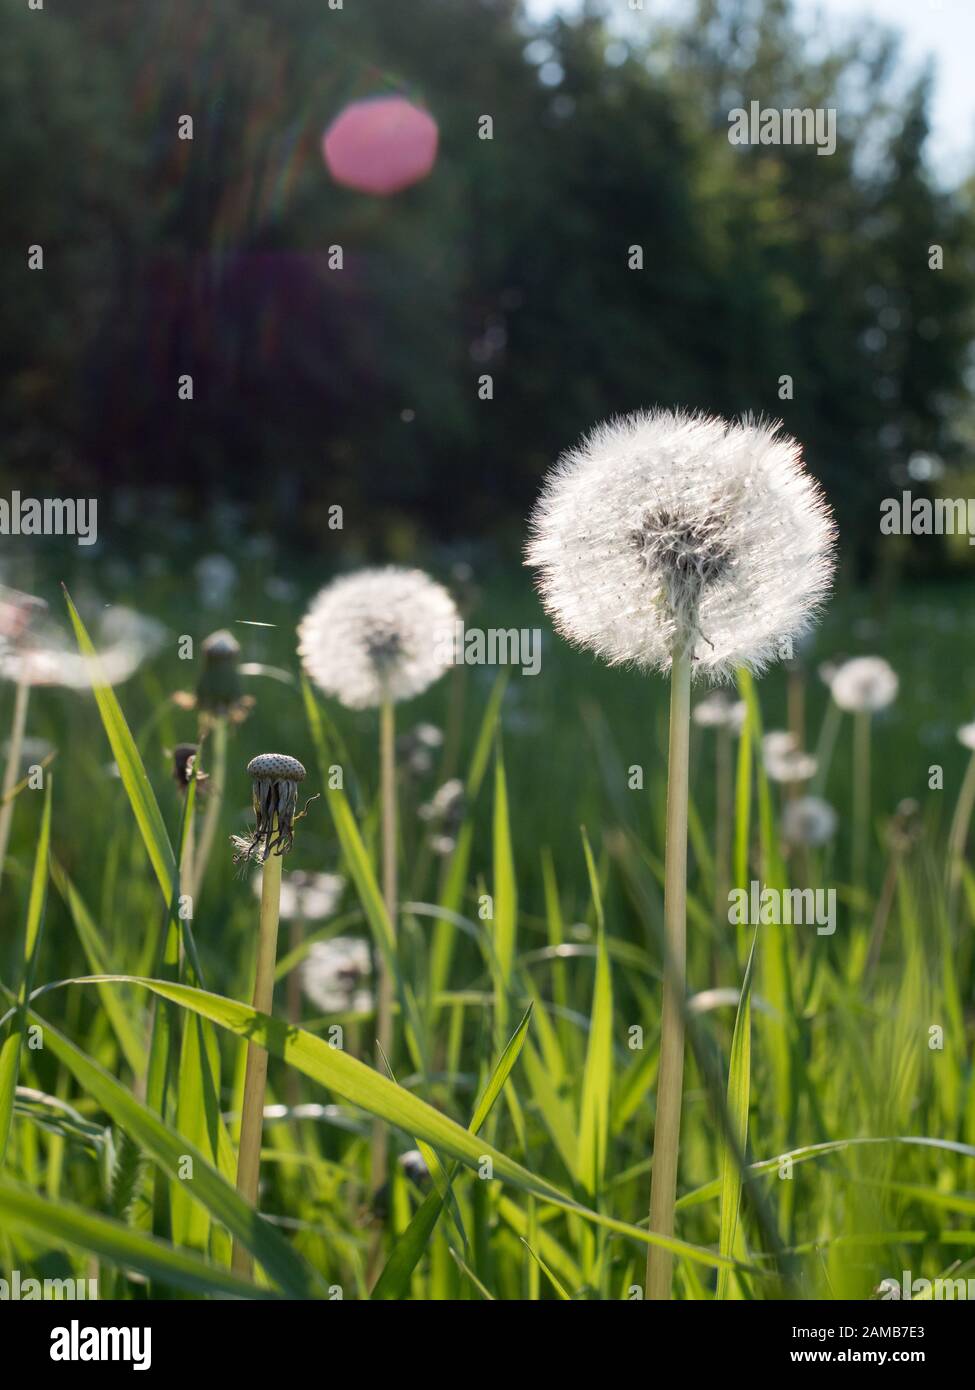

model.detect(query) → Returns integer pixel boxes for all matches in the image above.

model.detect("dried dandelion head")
[297,567,459,710]
[232,753,311,864]
[958,721,975,752]
[171,742,208,798]
[525,409,836,680]
[828,656,898,713]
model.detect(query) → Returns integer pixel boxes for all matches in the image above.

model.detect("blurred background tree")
[2,0,973,574]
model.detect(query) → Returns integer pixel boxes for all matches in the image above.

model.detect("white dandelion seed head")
[252,869,344,921]
[829,656,898,713]
[762,731,818,783]
[782,795,838,847]
[0,605,163,689]
[300,937,372,1014]
[524,409,836,680]
[297,567,459,710]
[692,689,746,733]
[958,721,975,752]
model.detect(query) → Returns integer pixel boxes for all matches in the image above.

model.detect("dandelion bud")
[196,629,244,715]
[232,752,311,864]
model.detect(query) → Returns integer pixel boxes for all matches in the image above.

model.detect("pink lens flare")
[322,95,439,196]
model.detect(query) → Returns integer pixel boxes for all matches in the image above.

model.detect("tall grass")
[0,572,972,1299]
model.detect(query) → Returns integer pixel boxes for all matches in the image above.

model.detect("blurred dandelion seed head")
[782,795,838,847]
[301,936,372,1014]
[0,603,162,688]
[763,731,818,783]
[298,567,459,710]
[829,655,899,712]
[253,869,344,921]
[524,409,836,679]
[958,721,975,751]
[692,689,746,733]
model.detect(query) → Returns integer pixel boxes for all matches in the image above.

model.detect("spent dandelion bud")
[232,753,314,864]
[829,656,898,713]
[525,409,836,678]
[171,742,208,798]
[297,566,459,710]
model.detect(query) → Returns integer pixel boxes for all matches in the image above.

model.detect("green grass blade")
[492,737,517,1036]
[63,587,177,904]
[72,974,747,1273]
[30,1011,326,1297]
[0,1174,270,1299]
[578,828,612,1199]
[0,777,52,1162]
[372,1001,535,1299]
[715,927,757,1300]
[49,860,147,1076]
[520,1235,572,1299]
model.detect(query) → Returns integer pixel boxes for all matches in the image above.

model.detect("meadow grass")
[0,558,973,1300]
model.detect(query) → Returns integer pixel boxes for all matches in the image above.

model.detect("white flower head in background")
[0,603,164,688]
[829,656,898,713]
[958,721,975,752]
[525,409,836,680]
[195,554,238,609]
[692,689,746,734]
[301,937,372,1015]
[782,795,838,847]
[762,731,817,784]
[298,566,459,710]
[252,869,344,921]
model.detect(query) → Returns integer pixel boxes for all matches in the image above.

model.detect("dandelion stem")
[646,646,691,1301]
[370,699,397,1192]
[853,710,871,892]
[712,723,732,985]
[811,697,841,797]
[0,676,30,896]
[231,824,283,1279]
[947,748,975,925]
[191,716,227,900]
